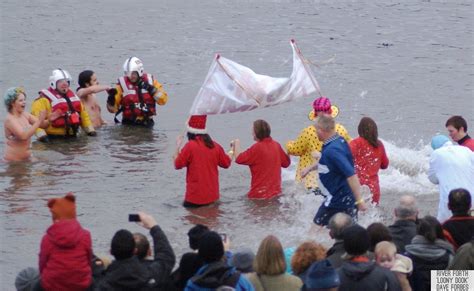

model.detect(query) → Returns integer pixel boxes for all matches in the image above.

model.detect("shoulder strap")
[223,270,241,288]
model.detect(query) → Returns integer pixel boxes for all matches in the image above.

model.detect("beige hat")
[391,254,413,274]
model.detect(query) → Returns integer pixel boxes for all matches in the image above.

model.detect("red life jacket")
[118,74,156,121]
[39,88,82,128]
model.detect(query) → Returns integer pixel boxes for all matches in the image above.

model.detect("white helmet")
[123,57,144,78]
[49,69,71,89]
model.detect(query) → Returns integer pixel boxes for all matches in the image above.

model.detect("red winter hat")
[187,115,207,134]
[313,96,332,114]
[48,192,76,221]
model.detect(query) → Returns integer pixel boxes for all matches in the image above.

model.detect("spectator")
[247,235,303,291]
[169,224,209,290]
[427,134,474,222]
[350,117,389,204]
[442,188,474,250]
[185,231,254,290]
[388,195,418,253]
[326,213,354,268]
[405,216,454,291]
[232,119,291,199]
[291,241,327,283]
[337,225,401,291]
[231,248,256,274]
[96,212,175,290]
[448,239,474,270]
[302,259,340,291]
[367,222,393,252]
[134,232,151,260]
[15,267,40,291]
[375,241,413,291]
[38,193,92,291]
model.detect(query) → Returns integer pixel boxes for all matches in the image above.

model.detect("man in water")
[107,57,168,127]
[445,115,474,151]
[301,114,367,226]
[31,69,96,140]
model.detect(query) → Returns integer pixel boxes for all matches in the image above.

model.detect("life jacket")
[117,74,156,121]
[39,88,82,128]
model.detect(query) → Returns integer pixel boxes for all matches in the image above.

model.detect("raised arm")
[6,111,47,140]
[76,85,111,98]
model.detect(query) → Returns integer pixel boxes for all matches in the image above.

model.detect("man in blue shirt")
[302,114,367,226]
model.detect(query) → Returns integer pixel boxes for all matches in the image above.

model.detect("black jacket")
[338,260,401,291]
[326,240,345,268]
[388,219,417,253]
[96,225,175,290]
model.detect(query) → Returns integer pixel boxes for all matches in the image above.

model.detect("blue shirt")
[318,135,356,209]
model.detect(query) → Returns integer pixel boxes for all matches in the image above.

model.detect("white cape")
[190,40,321,115]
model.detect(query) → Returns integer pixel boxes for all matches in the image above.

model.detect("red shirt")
[458,135,474,151]
[236,137,291,199]
[349,137,389,204]
[39,219,92,291]
[175,137,231,205]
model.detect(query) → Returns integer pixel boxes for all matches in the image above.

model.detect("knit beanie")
[431,134,449,150]
[198,231,224,263]
[47,192,76,221]
[313,97,332,114]
[15,267,39,291]
[305,259,340,290]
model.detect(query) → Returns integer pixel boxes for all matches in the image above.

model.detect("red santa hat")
[187,115,207,134]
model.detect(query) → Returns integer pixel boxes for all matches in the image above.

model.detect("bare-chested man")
[76,70,111,128]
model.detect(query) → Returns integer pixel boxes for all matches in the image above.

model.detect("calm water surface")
[1,0,473,287]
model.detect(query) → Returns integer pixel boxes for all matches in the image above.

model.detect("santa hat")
[187,115,207,134]
[47,192,76,221]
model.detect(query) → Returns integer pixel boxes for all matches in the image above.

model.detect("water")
[1,0,473,287]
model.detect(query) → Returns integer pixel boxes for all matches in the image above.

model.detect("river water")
[1,0,473,287]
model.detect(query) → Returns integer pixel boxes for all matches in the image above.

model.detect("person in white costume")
[427,135,474,222]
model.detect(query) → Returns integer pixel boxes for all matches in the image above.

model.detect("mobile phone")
[128,214,140,222]
[219,233,227,241]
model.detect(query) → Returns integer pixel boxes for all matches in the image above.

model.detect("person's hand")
[176,134,184,148]
[356,200,368,212]
[311,150,321,160]
[38,110,47,121]
[137,212,158,230]
[139,80,157,95]
[300,166,312,178]
[107,89,117,106]
[87,131,97,137]
[49,109,63,122]
[223,235,231,252]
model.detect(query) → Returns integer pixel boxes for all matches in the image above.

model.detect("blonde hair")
[375,241,397,258]
[254,235,286,275]
[315,114,335,132]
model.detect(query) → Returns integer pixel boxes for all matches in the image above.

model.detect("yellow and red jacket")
[286,123,351,189]
[110,74,168,122]
[32,88,94,137]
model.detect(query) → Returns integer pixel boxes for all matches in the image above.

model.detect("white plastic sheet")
[190,40,321,115]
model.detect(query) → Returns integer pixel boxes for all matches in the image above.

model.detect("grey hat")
[231,248,255,273]
[15,267,39,291]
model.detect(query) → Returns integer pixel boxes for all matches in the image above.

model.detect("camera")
[128,214,140,222]
[219,233,227,241]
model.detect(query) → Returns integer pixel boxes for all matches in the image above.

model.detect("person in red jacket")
[445,115,474,151]
[231,119,291,199]
[349,117,389,205]
[174,115,232,207]
[38,192,92,291]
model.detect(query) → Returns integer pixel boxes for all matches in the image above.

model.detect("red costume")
[39,193,92,291]
[236,137,291,199]
[349,137,389,204]
[175,137,231,205]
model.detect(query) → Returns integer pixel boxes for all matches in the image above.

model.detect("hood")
[340,261,376,281]
[405,235,454,260]
[105,257,152,289]
[46,219,84,248]
[191,261,237,288]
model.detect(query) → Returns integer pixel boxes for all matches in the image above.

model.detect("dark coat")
[96,225,175,290]
[326,240,345,268]
[337,260,401,291]
[388,219,417,253]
